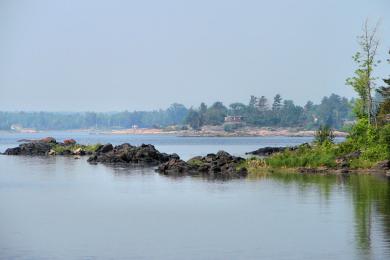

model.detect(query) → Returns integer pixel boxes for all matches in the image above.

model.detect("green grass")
[264,144,337,168]
[187,158,204,166]
[51,143,102,154]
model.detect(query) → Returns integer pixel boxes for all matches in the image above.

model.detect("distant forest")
[0,93,355,130]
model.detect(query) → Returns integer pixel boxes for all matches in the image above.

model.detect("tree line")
[0,93,355,131]
[185,93,354,130]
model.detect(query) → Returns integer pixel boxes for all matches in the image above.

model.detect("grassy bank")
[245,119,390,173]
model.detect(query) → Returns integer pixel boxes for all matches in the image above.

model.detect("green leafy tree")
[204,102,228,125]
[229,103,246,116]
[346,20,380,124]
[185,109,201,130]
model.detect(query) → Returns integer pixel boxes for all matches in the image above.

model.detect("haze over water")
[0,132,389,259]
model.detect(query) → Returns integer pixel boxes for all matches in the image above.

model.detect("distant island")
[0,93,354,136]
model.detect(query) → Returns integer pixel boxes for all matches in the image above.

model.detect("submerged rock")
[157,150,247,179]
[87,143,177,166]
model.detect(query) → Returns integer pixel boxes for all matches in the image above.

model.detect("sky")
[0,0,389,111]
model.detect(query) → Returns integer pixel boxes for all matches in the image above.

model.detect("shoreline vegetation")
[2,133,389,179]
[242,21,390,177]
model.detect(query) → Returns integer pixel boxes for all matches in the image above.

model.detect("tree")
[248,95,257,108]
[229,103,247,116]
[204,102,228,125]
[272,94,282,112]
[185,109,201,130]
[198,102,208,126]
[346,20,380,124]
[376,50,390,124]
[314,125,335,145]
[256,96,268,112]
[166,103,188,125]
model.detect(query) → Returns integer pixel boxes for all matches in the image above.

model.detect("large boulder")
[87,143,176,166]
[157,150,247,180]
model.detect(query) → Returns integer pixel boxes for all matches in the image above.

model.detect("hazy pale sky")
[0,0,389,111]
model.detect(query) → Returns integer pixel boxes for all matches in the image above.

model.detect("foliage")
[314,125,335,145]
[376,50,390,125]
[0,93,354,130]
[264,145,337,168]
[346,20,380,123]
[223,123,243,132]
[184,109,201,130]
[52,143,102,154]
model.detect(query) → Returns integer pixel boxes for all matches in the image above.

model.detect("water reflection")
[250,171,390,259]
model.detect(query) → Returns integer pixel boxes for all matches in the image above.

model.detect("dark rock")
[247,146,291,156]
[156,150,247,180]
[157,158,191,175]
[4,142,52,156]
[87,143,176,166]
[101,144,113,153]
[374,160,390,171]
[298,167,329,174]
[60,149,72,156]
[344,150,361,160]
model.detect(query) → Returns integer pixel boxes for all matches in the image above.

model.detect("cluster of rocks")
[157,151,247,179]
[3,137,92,156]
[87,143,178,166]
[4,141,54,156]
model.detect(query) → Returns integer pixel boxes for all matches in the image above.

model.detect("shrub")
[314,125,335,145]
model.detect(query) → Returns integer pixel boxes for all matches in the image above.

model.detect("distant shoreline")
[0,126,347,137]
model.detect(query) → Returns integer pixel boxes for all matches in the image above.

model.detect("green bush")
[314,125,335,145]
[265,145,337,168]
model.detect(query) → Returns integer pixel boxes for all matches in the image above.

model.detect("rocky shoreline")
[2,137,389,179]
[2,137,248,180]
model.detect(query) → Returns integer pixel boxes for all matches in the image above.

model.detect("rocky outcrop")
[4,142,53,156]
[87,143,178,166]
[157,151,248,179]
[246,145,302,156]
[3,137,94,156]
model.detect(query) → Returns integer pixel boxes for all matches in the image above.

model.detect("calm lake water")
[0,132,389,260]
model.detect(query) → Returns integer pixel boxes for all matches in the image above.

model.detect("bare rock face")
[87,143,178,166]
[157,150,248,180]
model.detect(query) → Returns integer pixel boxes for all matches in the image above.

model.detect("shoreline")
[0,126,348,137]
